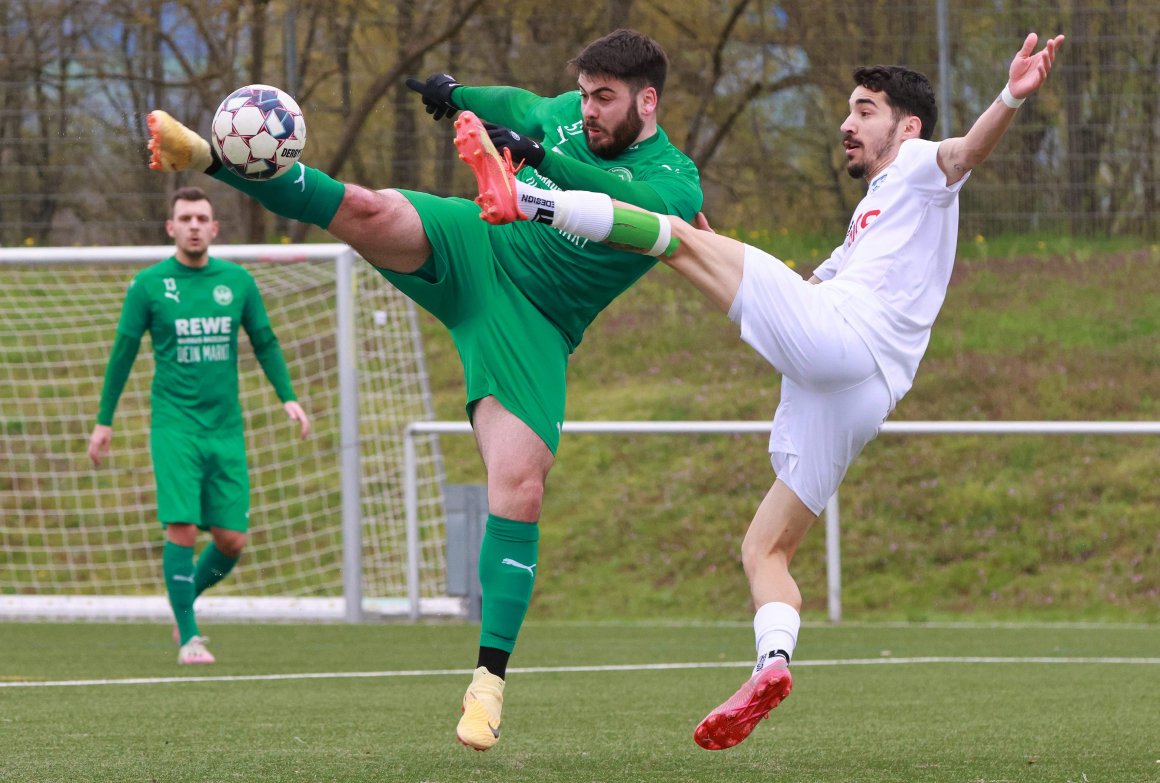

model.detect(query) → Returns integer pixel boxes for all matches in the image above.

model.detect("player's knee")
[490,473,545,520]
[333,186,428,271]
[165,523,198,547]
[214,531,246,559]
[740,537,761,579]
[346,185,422,224]
[740,532,789,579]
[350,183,381,210]
[511,476,545,519]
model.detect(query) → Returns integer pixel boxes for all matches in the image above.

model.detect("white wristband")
[1000,84,1025,109]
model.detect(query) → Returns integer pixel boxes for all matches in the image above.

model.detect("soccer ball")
[210,84,306,180]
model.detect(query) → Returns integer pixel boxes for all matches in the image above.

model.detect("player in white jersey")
[462,32,1065,749]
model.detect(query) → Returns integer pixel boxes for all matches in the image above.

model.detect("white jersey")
[811,138,968,406]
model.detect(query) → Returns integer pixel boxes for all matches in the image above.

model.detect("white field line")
[2,656,1158,689]
[534,619,1160,631]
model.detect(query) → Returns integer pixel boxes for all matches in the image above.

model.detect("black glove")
[485,124,546,168]
[405,73,461,121]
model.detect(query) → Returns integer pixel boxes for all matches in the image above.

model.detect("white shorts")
[728,245,892,514]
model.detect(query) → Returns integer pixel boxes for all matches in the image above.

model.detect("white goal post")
[1,244,455,622]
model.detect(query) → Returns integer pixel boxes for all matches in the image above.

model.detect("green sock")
[193,543,239,598]
[163,541,200,644]
[478,515,539,653]
[608,206,680,256]
[211,162,346,229]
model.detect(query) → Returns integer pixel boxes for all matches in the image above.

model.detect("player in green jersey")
[88,187,311,665]
[466,33,1066,750]
[146,29,701,748]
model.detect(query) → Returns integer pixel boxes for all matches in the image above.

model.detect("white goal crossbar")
[402,419,1160,623]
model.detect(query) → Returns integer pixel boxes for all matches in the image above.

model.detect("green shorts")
[379,191,569,453]
[150,427,250,531]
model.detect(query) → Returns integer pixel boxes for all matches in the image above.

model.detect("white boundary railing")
[403,420,1160,623]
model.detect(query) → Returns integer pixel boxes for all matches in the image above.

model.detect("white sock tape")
[647,214,672,256]
[557,191,614,241]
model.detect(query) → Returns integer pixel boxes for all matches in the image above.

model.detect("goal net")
[0,244,455,621]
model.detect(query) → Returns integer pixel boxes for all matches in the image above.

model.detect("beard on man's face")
[843,116,900,181]
[585,103,644,159]
[843,132,865,179]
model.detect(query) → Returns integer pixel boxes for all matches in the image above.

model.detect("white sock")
[514,182,613,241]
[753,601,800,674]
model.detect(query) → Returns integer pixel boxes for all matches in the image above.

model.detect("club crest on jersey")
[213,285,233,306]
[608,166,633,182]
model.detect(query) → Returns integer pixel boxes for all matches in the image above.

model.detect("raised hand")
[1007,33,1065,99]
[405,73,462,121]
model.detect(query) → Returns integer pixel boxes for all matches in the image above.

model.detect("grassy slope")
[419,241,1160,624]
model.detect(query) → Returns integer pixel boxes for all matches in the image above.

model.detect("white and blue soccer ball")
[210,84,306,180]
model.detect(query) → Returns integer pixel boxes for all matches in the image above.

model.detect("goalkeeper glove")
[404,73,462,121]
[485,124,546,168]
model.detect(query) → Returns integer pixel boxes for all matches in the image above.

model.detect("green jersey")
[457,87,703,349]
[109,256,291,432]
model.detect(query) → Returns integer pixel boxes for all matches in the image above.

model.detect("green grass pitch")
[1,620,1157,782]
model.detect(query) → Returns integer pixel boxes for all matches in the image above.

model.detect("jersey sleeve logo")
[213,285,234,306]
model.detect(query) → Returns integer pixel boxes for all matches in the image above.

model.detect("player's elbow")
[249,328,278,354]
[958,142,991,171]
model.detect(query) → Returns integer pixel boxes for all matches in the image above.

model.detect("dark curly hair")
[853,65,938,140]
[570,29,668,98]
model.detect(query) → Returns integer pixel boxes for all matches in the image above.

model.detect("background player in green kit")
[146,29,701,749]
[88,187,311,666]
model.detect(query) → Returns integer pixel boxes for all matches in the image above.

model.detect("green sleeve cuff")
[96,332,142,426]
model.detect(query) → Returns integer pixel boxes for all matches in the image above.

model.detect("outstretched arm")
[937,33,1065,185]
[537,153,673,213]
[411,78,673,209]
[452,85,545,132]
[406,74,550,133]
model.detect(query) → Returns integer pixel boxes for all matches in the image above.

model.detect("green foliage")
[424,245,1160,623]
[7,2,1160,244]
